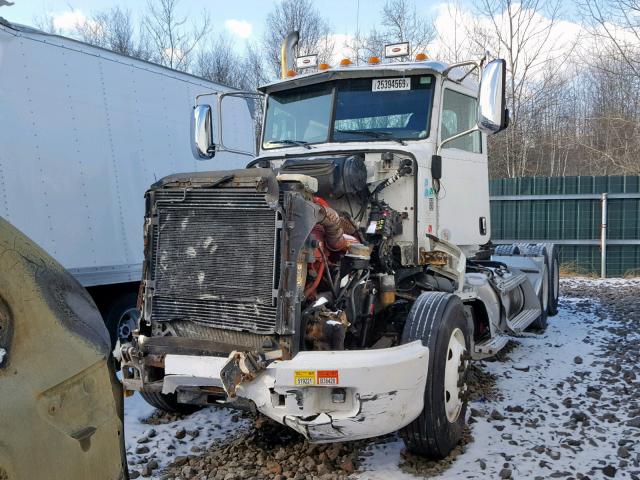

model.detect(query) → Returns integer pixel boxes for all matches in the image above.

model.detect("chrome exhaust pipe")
[280,31,300,79]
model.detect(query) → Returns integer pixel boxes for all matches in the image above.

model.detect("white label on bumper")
[165,354,227,378]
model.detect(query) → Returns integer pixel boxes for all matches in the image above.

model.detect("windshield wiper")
[336,129,406,145]
[268,139,312,149]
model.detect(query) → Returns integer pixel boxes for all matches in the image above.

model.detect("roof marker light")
[368,56,381,64]
[339,58,352,66]
[415,52,428,61]
[286,70,297,77]
[318,63,330,70]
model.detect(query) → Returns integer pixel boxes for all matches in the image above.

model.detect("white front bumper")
[162,341,429,442]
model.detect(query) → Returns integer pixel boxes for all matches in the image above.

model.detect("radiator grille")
[150,188,279,333]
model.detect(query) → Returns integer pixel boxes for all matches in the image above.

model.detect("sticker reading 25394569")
[372,78,410,92]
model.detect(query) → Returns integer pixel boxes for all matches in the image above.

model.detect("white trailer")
[0,20,255,343]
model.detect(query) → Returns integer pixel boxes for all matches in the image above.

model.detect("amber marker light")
[368,56,381,64]
[415,52,428,61]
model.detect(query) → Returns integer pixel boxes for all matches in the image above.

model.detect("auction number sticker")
[294,370,316,385]
[372,78,410,92]
[293,370,340,385]
[317,370,339,385]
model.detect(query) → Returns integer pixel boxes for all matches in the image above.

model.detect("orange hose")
[304,261,325,298]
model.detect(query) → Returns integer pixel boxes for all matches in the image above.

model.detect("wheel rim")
[117,307,140,342]
[541,266,549,312]
[444,328,467,423]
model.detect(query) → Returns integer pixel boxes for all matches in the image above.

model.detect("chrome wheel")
[444,327,466,423]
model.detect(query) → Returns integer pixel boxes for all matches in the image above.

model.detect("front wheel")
[140,391,201,415]
[400,292,470,459]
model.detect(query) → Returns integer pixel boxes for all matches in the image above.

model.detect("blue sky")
[3,0,446,46]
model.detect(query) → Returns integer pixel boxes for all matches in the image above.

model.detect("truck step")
[506,308,540,333]
[473,334,509,358]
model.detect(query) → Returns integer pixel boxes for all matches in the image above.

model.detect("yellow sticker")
[294,370,316,386]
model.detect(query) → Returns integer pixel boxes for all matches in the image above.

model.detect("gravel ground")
[125,278,640,479]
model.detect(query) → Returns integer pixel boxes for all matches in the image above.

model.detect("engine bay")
[265,152,454,353]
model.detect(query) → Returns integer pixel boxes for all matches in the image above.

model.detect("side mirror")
[192,104,215,159]
[477,59,508,134]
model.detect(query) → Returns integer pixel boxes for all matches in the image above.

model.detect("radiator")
[150,188,279,334]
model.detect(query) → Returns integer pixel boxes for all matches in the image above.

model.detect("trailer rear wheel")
[139,391,201,415]
[399,292,469,459]
[527,245,550,331]
[547,247,560,316]
[104,293,139,348]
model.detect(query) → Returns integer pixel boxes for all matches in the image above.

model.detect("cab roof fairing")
[258,60,479,94]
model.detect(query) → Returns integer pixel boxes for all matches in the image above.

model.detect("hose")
[314,197,347,251]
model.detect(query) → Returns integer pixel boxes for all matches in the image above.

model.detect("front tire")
[140,391,201,415]
[400,292,470,459]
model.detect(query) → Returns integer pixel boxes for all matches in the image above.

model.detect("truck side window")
[441,89,482,153]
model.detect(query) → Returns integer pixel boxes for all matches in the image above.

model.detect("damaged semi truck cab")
[120,41,560,458]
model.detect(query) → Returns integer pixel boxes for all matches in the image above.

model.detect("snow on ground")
[358,279,640,479]
[124,394,250,476]
[124,278,640,479]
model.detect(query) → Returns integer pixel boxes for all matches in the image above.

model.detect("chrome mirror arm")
[436,126,480,155]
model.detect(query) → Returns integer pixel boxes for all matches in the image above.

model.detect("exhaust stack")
[280,31,300,79]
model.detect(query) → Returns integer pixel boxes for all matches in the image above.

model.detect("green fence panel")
[490,175,640,277]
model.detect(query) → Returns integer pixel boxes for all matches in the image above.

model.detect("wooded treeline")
[34,0,640,178]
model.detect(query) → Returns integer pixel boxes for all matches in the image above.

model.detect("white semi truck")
[120,35,560,458]
[0,19,255,345]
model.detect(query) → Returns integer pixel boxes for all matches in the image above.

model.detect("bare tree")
[75,7,152,60]
[262,0,333,78]
[33,12,60,34]
[240,43,270,91]
[357,0,435,62]
[194,34,244,87]
[432,2,478,63]
[142,0,210,70]
[579,0,640,77]
[470,0,572,177]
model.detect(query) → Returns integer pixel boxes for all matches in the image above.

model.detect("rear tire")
[140,391,201,415]
[104,292,139,349]
[399,292,470,459]
[526,245,549,331]
[546,247,560,316]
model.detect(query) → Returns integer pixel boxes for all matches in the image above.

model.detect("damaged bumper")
[162,341,429,442]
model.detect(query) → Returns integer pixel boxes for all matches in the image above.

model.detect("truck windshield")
[263,75,435,149]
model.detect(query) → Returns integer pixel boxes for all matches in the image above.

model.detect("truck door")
[437,82,491,248]
[0,218,127,480]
